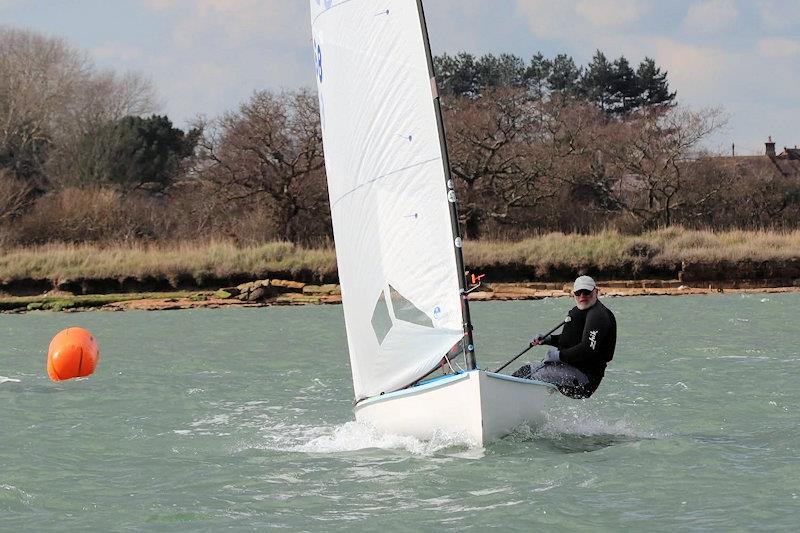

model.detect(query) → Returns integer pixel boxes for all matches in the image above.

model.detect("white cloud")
[161,0,307,48]
[140,0,175,11]
[756,0,800,30]
[421,0,491,53]
[137,0,308,49]
[757,38,800,59]
[683,0,739,33]
[512,0,650,44]
[575,0,648,28]
[512,0,577,40]
[91,44,144,62]
[127,0,314,125]
[652,38,730,100]
[643,32,800,152]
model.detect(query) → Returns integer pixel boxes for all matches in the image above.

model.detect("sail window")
[390,285,433,328]
[371,290,392,344]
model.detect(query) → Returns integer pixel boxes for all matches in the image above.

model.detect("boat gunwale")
[354,370,558,411]
[354,371,472,410]
[482,370,559,390]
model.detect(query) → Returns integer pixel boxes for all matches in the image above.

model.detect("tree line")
[434,51,675,115]
[1,28,799,247]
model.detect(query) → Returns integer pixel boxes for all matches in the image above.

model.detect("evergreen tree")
[434,52,480,97]
[525,52,552,98]
[436,52,529,97]
[610,56,639,114]
[636,57,676,108]
[581,50,615,112]
[433,50,676,113]
[476,53,526,91]
[548,54,582,95]
[74,115,200,191]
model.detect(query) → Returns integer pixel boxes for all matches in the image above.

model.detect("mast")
[415,0,477,370]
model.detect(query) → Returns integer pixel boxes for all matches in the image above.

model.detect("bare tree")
[703,162,800,229]
[0,28,158,189]
[598,106,726,227]
[546,105,726,229]
[0,28,87,187]
[445,88,557,238]
[0,168,33,223]
[196,89,329,242]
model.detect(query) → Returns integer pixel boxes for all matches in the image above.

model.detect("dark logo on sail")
[314,40,323,83]
[312,36,325,128]
[371,285,434,345]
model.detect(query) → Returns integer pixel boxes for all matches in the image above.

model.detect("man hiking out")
[513,275,616,398]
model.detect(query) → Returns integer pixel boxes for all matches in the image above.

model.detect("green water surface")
[1,294,799,531]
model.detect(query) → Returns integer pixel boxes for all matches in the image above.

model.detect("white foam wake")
[259,420,480,457]
[0,376,21,384]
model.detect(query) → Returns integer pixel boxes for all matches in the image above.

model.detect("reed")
[0,241,338,283]
[2,228,800,285]
[466,227,800,269]
[465,230,629,275]
[649,228,800,262]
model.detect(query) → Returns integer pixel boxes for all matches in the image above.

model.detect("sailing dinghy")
[309,0,557,446]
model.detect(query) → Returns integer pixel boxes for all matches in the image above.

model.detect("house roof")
[715,154,800,178]
[783,147,800,160]
[711,148,800,178]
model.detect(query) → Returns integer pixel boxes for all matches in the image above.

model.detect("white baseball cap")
[573,275,596,293]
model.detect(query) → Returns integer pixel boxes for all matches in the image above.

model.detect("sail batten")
[329,157,440,208]
[310,0,468,399]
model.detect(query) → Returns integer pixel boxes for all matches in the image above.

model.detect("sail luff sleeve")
[415,0,477,369]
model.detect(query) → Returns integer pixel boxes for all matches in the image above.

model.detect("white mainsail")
[310,0,466,399]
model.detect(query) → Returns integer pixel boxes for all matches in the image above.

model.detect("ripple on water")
[495,403,667,454]
[0,484,34,512]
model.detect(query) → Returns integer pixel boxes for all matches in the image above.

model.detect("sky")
[1,0,798,155]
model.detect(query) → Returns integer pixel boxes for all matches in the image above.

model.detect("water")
[1,293,799,531]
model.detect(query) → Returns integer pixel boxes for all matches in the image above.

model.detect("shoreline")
[2,279,799,313]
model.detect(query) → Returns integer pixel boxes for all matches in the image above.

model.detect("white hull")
[354,370,558,446]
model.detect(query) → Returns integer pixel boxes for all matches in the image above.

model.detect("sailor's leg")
[511,364,533,379]
[530,362,592,398]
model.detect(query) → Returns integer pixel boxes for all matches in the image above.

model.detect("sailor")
[513,275,616,398]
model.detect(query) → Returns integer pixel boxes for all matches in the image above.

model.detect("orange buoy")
[46,327,99,381]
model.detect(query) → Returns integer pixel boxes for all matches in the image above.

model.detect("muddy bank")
[0,270,339,297]
[103,283,800,312]
[2,277,799,314]
[3,258,800,297]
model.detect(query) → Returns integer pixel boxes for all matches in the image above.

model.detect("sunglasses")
[573,289,593,297]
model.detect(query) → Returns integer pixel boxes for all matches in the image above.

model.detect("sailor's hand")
[530,332,551,346]
[544,347,561,363]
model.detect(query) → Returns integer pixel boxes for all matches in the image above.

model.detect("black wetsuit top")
[546,300,617,392]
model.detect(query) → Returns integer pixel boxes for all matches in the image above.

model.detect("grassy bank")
[467,227,800,276]
[0,241,337,285]
[2,228,800,291]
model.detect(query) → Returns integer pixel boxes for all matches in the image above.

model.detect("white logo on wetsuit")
[589,330,598,349]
